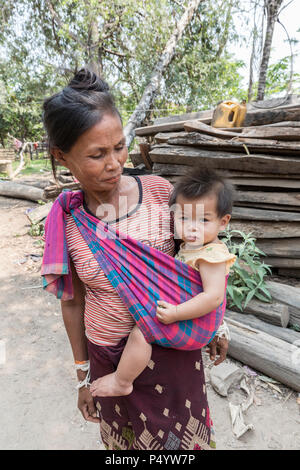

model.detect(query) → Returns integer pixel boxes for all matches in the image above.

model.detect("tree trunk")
[124,0,204,148]
[256,0,284,101]
[247,1,259,101]
[87,18,103,77]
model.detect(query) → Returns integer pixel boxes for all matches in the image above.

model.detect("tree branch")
[46,0,85,48]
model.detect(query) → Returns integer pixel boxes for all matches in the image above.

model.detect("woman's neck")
[83,175,138,220]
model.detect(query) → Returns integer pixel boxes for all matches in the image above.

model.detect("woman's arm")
[61,259,99,423]
[156,261,226,324]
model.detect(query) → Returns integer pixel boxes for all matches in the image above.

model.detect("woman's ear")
[51,147,69,168]
[220,214,231,231]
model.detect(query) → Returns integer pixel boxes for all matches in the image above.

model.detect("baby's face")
[173,193,230,249]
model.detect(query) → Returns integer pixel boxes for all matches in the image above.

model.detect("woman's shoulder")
[138,174,174,199]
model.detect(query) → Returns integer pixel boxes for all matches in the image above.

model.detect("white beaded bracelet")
[75,361,91,389]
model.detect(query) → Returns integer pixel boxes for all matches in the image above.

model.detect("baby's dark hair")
[169,167,235,217]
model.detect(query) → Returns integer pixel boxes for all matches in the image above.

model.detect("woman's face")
[53,113,128,192]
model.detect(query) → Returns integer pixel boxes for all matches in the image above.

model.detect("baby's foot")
[90,373,133,397]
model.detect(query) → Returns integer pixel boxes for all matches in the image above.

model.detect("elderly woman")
[41,69,229,451]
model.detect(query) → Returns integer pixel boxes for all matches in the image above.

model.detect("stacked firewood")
[133,99,300,280]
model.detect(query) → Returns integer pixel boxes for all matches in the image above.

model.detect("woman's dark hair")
[169,167,235,217]
[42,68,122,178]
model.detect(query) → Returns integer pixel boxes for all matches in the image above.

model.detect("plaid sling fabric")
[41,190,226,350]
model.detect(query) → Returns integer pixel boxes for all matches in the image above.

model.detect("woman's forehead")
[75,114,124,151]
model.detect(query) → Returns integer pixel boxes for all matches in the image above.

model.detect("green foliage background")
[0,0,299,146]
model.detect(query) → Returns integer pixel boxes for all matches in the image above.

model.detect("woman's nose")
[105,152,121,170]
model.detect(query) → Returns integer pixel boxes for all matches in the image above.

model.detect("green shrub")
[221,227,272,311]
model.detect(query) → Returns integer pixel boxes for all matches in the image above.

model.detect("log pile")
[133,98,300,279]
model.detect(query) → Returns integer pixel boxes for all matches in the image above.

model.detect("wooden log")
[225,220,300,239]
[26,202,53,225]
[225,310,300,345]
[226,317,300,391]
[44,182,81,199]
[149,145,300,174]
[264,281,300,329]
[239,298,290,327]
[265,280,300,308]
[0,180,45,202]
[232,207,300,222]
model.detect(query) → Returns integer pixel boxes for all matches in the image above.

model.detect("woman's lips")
[103,174,121,183]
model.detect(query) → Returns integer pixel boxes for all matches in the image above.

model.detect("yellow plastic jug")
[211,100,247,128]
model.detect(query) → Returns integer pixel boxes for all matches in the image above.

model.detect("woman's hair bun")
[68,68,110,93]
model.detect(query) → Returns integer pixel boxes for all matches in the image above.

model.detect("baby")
[90,167,236,397]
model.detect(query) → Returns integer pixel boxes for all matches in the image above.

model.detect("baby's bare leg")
[90,326,152,397]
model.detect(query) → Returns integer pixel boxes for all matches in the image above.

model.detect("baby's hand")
[156,300,178,324]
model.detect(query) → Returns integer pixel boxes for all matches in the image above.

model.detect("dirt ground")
[0,176,300,450]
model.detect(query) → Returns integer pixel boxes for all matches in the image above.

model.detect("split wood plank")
[234,203,300,213]
[254,238,300,258]
[135,118,211,136]
[152,163,300,181]
[231,207,300,222]
[264,257,300,268]
[233,191,300,207]
[228,220,300,239]
[166,132,300,156]
[153,109,213,126]
[149,145,300,174]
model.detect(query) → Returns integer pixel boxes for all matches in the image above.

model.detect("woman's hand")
[156,300,177,324]
[77,387,100,424]
[206,335,228,366]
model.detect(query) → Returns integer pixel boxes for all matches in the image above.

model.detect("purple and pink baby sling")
[41,190,226,350]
